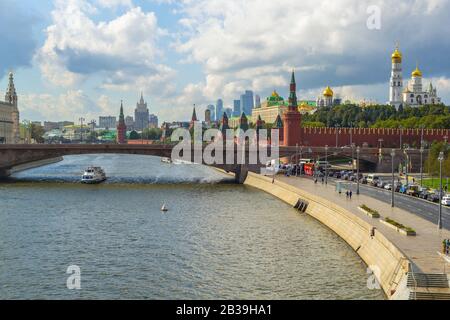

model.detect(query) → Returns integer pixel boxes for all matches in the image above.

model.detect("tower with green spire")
[117,100,127,144]
[288,70,298,110]
[283,70,302,146]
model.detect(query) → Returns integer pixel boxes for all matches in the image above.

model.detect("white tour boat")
[81,166,107,184]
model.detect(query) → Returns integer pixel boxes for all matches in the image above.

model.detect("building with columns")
[0,72,20,144]
[403,64,442,106]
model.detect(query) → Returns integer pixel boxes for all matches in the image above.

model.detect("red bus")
[304,163,315,176]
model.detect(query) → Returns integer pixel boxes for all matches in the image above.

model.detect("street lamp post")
[296,144,299,176]
[420,146,425,187]
[300,146,303,176]
[399,126,403,150]
[356,146,361,195]
[438,152,444,230]
[335,125,340,148]
[325,145,329,185]
[404,148,409,186]
[391,149,396,208]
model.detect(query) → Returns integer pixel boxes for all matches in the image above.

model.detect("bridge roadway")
[0,144,427,182]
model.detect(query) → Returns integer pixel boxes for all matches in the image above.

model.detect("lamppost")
[356,146,361,195]
[399,126,403,150]
[391,149,396,208]
[420,145,425,187]
[438,151,444,230]
[296,143,299,176]
[325,145,329,185]
[300,146,303,176]
[351,143,356,172]
[335,125,340,148]
[404,148,409,186]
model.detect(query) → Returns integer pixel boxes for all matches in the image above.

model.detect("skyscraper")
[135,92,149,131]
[255,95,261,108]
[215,99,223,122]
[233,100,241,117]
[205,109,211,124]
[207,105,215,122]
[149,114,159,128]
[240,91,254,116]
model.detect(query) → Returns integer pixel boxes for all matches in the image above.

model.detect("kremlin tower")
[116,100,127,144]
[283,71,302,146]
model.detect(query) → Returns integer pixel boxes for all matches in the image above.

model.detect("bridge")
[0,144,427,183]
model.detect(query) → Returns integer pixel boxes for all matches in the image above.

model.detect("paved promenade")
[276,176,450,274]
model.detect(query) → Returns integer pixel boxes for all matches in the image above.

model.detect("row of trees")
[302,104,450,129]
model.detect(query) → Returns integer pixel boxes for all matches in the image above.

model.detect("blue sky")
[2,0,450,123]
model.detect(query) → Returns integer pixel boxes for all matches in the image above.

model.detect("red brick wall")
[298,127,450,148]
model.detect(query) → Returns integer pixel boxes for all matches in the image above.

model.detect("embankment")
[9,157,63,175]
[244,172,410,299]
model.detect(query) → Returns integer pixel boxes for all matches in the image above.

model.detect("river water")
[0,155,384,300]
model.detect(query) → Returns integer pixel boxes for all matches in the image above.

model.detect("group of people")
[345,190,353,199]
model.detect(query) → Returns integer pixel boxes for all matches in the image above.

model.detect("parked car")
[428,192,441,203]
[367,174,380,185]
[442,195,450,206]
[377,180,387,188]
[406,185,421,197]
[418,189,431,200]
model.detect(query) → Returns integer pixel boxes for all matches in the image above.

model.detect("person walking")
[349,190,353,199]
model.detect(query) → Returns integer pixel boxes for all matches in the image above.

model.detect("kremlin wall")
[276,70,450,148]
[299,127,450,148]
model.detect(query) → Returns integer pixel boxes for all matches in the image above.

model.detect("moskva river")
[0,155,384,299]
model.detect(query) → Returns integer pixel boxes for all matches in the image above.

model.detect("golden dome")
[391,47,402,63]
[412,66,423,77]
[323,86,334,97]
[271,90,280,98]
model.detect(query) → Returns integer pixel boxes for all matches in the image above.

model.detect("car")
[442,195,450,206]
[367,174,380,184]
[406,185,420,197]
[361,177,368,184]
[377,180,387,188]
[428,192,441,203]
[419,189,432,200]
[384,183,393,190]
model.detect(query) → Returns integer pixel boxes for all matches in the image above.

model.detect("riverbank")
[9,157,63,175]
[244,172,450,300]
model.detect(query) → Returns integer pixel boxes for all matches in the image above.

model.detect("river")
[0,154,384,299]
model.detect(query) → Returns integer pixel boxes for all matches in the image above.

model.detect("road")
[333,179,450,230]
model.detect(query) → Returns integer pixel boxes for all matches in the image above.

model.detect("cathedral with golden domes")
[316,86,334,108]
[389,45,442,109]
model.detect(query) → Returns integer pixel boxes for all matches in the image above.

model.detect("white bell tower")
[389,44,403,109]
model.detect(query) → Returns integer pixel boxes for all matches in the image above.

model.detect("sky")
[1,0,450,124]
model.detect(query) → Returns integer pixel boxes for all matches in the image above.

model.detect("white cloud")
[35,0,175,97]
[171,0,450,108]
[20,90,102,122]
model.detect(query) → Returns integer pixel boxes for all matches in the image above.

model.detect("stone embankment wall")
[244,172,410,299]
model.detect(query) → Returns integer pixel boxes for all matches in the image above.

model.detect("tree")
[31,124,45,143]
[129,130,140,140]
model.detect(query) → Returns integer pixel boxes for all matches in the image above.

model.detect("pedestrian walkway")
[277,176,450,274]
